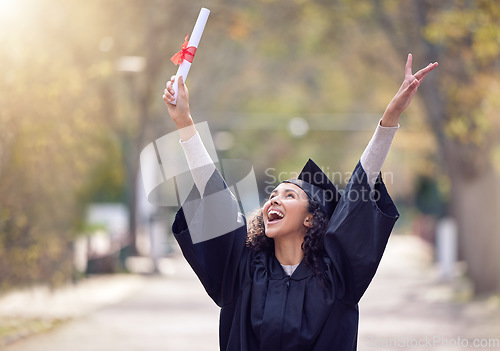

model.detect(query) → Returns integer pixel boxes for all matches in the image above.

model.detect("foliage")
[423,1,500,149]
[1,0,499,293]
[0,0,125,290]
[346,0,500,293]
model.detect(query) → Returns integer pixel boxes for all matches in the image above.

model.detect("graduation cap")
[283,159,340,217]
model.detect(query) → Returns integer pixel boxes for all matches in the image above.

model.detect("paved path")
[3,235,500,351]
[2,256,220,351]
[358,236,500,350]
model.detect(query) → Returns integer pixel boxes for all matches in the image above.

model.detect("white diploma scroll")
[170,7,210,105]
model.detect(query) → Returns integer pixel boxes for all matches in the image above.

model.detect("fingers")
[405,52,438,81]
[408,78,419,90]
[414,62,438,81]
[405,53,413,77]
[165,75,176,90]
[162,75,188,104]
[163,78,176,103]
[163,89,174,104]
[177,75,189,97]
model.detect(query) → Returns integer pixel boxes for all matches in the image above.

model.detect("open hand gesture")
[382,54,438,126]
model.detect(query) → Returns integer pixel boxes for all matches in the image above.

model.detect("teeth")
[267,210,284,220]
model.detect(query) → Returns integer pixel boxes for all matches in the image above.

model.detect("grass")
[0,317,67,347]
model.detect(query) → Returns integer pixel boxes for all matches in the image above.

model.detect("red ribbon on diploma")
[170,34,197,65]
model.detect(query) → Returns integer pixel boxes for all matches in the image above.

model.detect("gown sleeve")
[324,161,399,304]
[172,168,248,308]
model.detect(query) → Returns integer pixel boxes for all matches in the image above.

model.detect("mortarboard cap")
[283,159,340,217]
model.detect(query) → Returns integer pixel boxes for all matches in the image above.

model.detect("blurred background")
[0,0,499,349]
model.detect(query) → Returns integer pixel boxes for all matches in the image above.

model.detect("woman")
[162,54,437,350]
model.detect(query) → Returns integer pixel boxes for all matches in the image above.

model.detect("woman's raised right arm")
[163,75,215,195]
[163,75,196,140]
[163,76,247,308]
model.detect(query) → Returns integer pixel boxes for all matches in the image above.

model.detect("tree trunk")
[420,80,500,294]
[445,142,500,294]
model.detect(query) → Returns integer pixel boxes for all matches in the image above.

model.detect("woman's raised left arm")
[361,54,438,188]
[380,53,438,127]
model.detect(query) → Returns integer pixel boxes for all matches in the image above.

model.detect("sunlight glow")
[0,0,20,16]
[0,0,29,30]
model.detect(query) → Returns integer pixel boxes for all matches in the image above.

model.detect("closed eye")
[268,188,299,200]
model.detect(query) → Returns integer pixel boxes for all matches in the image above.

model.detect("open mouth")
[267,209,284,223]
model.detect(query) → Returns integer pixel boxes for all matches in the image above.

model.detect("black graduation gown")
[172,161,399,351]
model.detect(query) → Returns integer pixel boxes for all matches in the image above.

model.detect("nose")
[271,196,281,206]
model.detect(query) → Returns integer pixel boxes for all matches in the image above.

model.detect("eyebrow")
[270,188,300,196]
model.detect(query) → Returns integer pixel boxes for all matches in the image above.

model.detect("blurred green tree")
[0,0,127,289]
[198,0,500,294]
[363,0,500,294]
[2,0,498,297]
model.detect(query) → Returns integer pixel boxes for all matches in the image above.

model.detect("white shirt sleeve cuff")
[360,120,399,189]
[179,132,216,195]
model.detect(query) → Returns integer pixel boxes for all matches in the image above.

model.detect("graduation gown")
[172,161,399,350]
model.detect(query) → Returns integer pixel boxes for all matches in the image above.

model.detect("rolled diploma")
[171,7,210,105]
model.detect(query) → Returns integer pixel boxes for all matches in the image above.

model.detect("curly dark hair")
[246,199,329,275]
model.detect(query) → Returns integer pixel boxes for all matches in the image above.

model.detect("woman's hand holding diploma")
[163,75,197,141]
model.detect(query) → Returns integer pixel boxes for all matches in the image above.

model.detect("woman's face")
[262,182,312,239]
